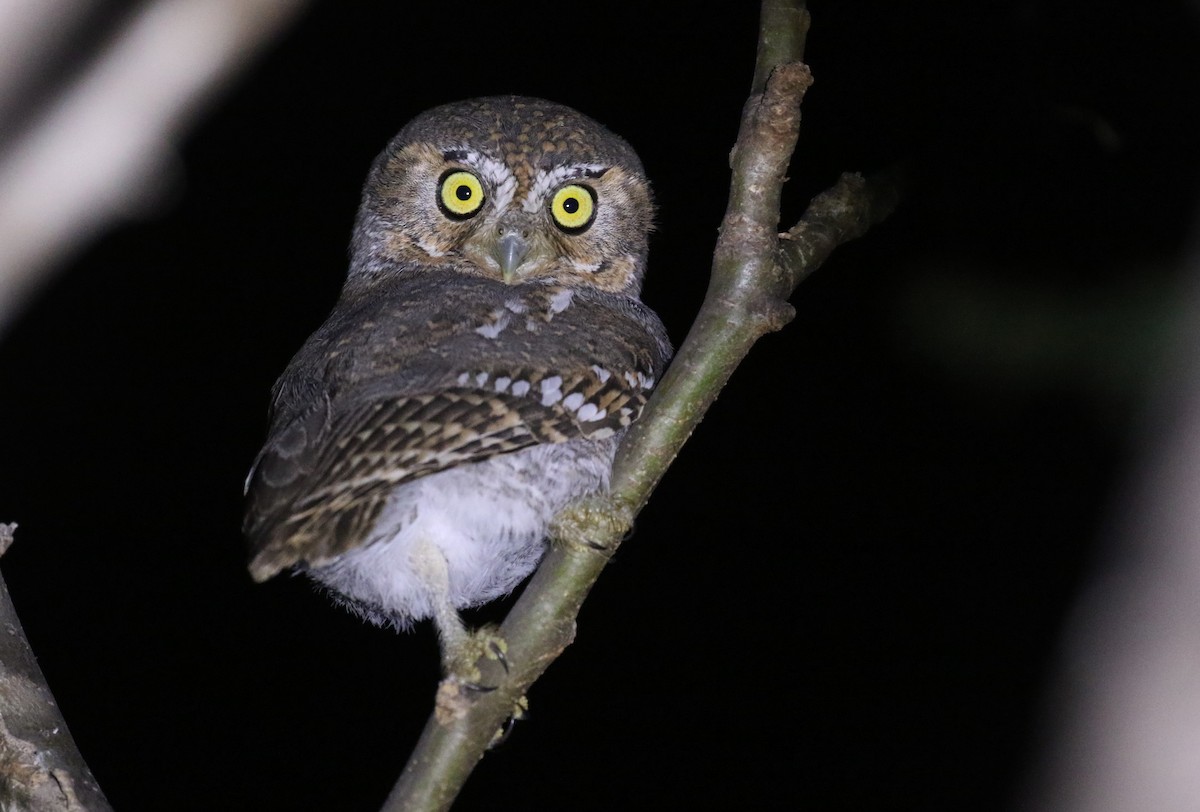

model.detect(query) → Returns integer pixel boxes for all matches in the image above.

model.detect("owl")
[243,96,671,675]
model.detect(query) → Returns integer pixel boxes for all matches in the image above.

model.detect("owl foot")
[551,499,635,555]
[439,624,508,682]
[438,628,529,745]
[434,626,512,723]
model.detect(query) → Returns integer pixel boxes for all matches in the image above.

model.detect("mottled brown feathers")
[244,97,669,631]
[245,274,667,580]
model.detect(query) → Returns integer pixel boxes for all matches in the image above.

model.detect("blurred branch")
[1021,242,1200,810]
[0,0,309,332]
[383,2,899,809]
[0,0,97,126]
[0,524,111,811]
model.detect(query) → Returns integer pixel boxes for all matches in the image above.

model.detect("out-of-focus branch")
[0,0,309,332]
[1018,0,1200,790]
[0,525,112,811]
[1020,243,1200,810]
[0,0,98,126]
[383,2,899,810]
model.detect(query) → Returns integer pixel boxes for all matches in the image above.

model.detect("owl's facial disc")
[438,155,606,284]
[381,143,646,291]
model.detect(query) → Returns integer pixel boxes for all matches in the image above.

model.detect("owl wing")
[244,362,655,581]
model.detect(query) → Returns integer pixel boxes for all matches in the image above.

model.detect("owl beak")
[495,233,529,283]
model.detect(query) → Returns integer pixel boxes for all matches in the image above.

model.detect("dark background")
[2,1,1199,809]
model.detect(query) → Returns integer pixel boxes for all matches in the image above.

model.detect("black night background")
[2,2,1199,809]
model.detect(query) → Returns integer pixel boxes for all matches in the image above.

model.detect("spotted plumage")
[244,97,670,667]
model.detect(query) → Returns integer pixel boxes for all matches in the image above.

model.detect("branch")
[0,525,112,811]
[383,2,898,809]
[0,0,309,333]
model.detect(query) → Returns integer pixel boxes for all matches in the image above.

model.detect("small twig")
[0,523,16,557]
[384,2,898,809]
[780,168,903,292]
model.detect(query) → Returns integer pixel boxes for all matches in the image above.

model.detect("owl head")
[350,96,653,294]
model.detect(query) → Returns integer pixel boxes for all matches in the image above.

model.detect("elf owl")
[244,96,671,675]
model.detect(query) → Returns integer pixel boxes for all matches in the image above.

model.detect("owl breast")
[308,435,618,628]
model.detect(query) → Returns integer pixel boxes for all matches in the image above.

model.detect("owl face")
[350,97,653,293]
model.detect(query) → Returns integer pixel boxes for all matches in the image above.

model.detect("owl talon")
[488,640,510,673]
[462,681,498,695]
[487,695,530,749]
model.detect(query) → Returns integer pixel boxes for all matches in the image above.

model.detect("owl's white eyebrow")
[441,148,515,212]
[521,163,609,213]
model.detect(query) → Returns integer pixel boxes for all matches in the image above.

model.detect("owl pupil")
[563,197,579,214]
[455,185,472,201]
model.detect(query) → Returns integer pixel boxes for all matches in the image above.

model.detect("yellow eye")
[438,170,485,219]
[549,184,596,233]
